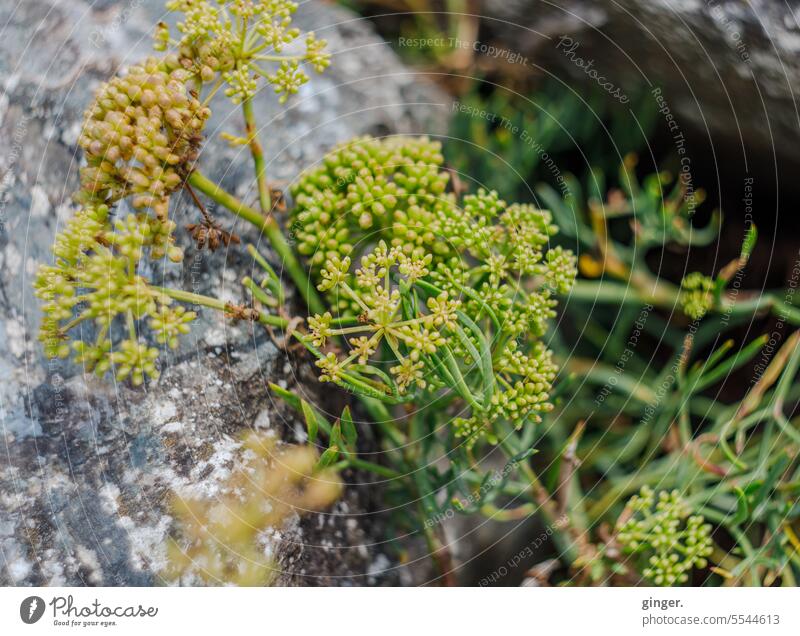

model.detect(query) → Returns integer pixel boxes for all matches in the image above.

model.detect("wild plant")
[33,0,800,587]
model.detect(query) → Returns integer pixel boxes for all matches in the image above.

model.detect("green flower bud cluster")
[308,241,453,393]
[425,197,571,446]
[34,201,197,385]
[308,240,570,447]
[156,0,330,105]
[295,137,576,446]
[291,135,576,303]
[450,337,558,448]
[36,0,335,387]
[77,56,210,219]
[35,53,210,384]
[679,272,715,320]
[617,487,714,586]
[290,136,451,296]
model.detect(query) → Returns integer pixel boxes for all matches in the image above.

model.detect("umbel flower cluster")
[298,139,577,447]
[309,241,453,394]
[34,56,209,384]
[155,0,330,104]
[290,136,450,303]
[34,201,196,384]
[291,135,576,300]
[680,272,715,320]
[617,487,713,586]
[34,0,334,384]
[77,56,210,217]
[164,434,341,585]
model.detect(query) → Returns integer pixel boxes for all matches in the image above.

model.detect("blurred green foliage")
[447,81,660,202]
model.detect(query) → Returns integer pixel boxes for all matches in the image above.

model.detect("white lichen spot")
[160,420,184,433]
[368,553,391,577]
[2,243,22,276]
[29,185,50,218]
[75,545,103,584]
[117,515,171,572]
[98,483,121,516]
[55,202,73,222]
[253,409,272,430]
[203,327,226,347]
[61,120,82,147]
[152,401,177,425]
[182,436,241,499]
[6,319,27,358]
[2,538,32,583]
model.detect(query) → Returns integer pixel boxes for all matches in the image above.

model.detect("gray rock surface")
[482,0,800,178]
[0,0,447,586]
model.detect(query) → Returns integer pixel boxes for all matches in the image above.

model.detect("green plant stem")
[242,276,278,308]
[247,243,285,303]
[567,280,800,325]
[497,437,578,565]
[241,96,271,215]
[154,285,287,327]
[157,283,409,450]
[563,357,657,404]
[187,171,325,315]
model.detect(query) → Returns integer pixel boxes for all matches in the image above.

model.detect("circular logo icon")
[20,596,45,624]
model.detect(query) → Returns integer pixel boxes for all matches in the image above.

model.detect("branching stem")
[567,280,800,325]
[241,96,272,215]
[187,171,325,315]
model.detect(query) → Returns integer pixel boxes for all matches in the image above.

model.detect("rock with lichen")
[0,0,446,586]
[482,0,800,186]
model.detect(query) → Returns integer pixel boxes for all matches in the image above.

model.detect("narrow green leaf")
[247,243,284,302]
[333,372,413,405]
[351,364,400,398]
[340,406,357,451]
[451,280,501,332]
[753,453,791,519]
[269,382,300,409]
[330,421,342,449]
[457,310,495,406]
[442,345,484,412]
[316,446,340,470]
[691,335,769,393]
[730,486,750,526]
[301,399,318,444]
[741,224,758,260]
[269,383,331,436]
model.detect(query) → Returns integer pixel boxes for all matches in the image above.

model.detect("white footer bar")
[2,587,797,635]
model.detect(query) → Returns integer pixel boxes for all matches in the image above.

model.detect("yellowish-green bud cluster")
[36,1,336,387]
[290,136,451,285]
[680,272,715,320]
[291,137,577,315]
[307,216,572,448]
[309,241,452,392]
[297,137,577,447]
[34,203,198,385]
[78,56,210,217]
[617,487,713,586]
[157,0,330,105]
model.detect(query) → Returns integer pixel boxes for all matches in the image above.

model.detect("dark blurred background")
[338,0,800,291]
